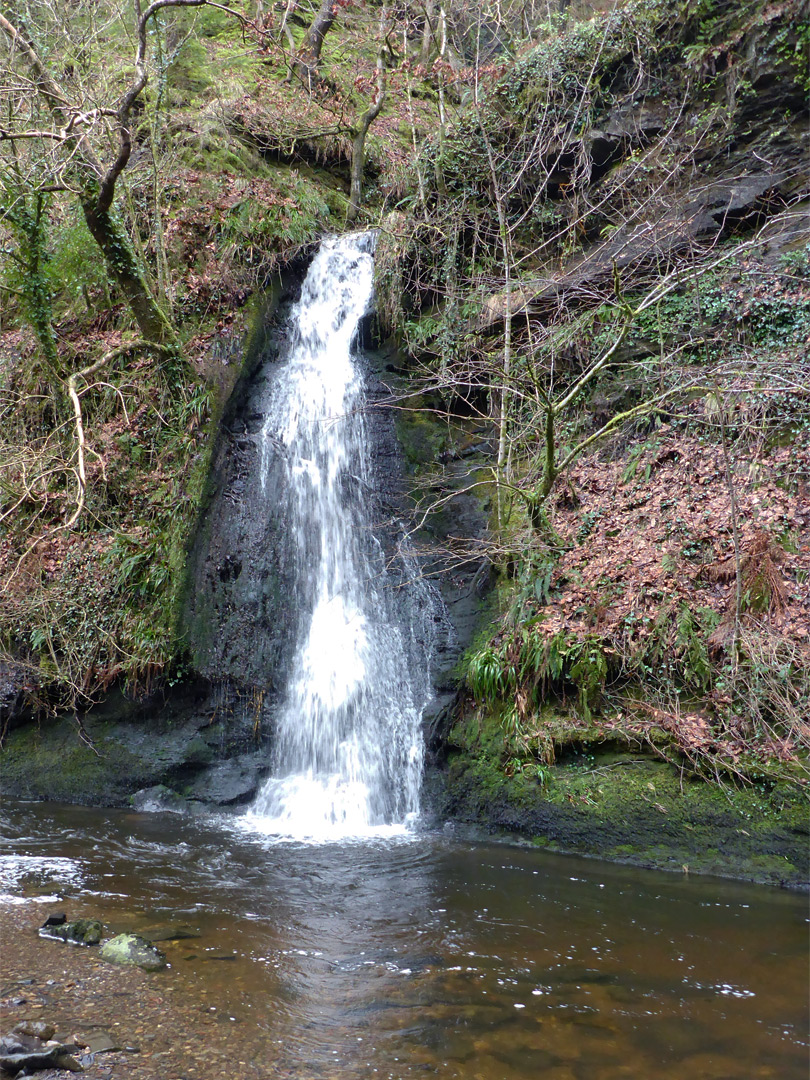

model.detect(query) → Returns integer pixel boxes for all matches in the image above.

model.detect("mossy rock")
[40,918,103,946]
[100,934,167,971]
[395,406,448,468]
[440,708,810,888]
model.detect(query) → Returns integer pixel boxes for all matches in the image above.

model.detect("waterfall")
[244,233,435,841]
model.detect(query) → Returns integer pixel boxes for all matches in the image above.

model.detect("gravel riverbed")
[0,904,286,1080]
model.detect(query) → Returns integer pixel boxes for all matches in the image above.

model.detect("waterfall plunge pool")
[1,799,807,1080]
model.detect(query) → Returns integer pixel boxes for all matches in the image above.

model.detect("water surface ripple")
[1,800,807,1079]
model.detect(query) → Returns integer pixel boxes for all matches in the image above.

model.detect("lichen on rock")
[100,934,167,971]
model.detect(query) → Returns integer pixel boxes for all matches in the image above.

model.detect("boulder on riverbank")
[99,935,167,972]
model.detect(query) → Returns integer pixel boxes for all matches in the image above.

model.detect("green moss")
[394,398,449,468]
[167,39,212,97]
[175,123,271,177]
[442,706,809,887]
[0,721,149,805]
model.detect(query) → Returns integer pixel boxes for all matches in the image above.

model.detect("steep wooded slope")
[376,0,810,793]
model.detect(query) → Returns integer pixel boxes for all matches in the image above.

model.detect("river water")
[1,800,807,1079]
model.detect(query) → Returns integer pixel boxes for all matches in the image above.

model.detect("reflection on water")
[1,800,807,1079]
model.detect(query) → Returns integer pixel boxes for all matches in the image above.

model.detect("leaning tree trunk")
[304,0,337,61]
[294,0,337,91]
[80,195,173,343]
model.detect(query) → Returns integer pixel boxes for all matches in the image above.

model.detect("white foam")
[0,855,83,900]
[245,234,436,842]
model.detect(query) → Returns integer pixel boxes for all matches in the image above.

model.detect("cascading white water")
[244,233,434,841]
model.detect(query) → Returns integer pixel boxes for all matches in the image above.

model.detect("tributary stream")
[1,799,807,1080]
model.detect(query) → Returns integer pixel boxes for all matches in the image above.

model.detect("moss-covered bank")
[435,708,809,888]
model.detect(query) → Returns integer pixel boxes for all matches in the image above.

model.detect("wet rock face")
[182,754,266,805]
[183,391,297,696]
[0,659,36,730]
[183,272,489,771]
[0,682,275,810]
[362,341,491,745]
[183,278,306,703]
[99,934,167,971]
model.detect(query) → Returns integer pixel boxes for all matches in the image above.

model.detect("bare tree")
[0,1,246,345]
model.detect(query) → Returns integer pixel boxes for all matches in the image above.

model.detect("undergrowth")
[0,340,212,712]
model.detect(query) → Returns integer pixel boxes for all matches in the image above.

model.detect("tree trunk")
[2,191,60,376]
[294,0,337,91]
[477,50,511,527]
[80,195,173,343]
[419,0,437,65]
[1,10,175,343]
[347,13,388,224]
[434,4,448,196]
[304,0,337,62]
[494,227,512,528]
[280,1,298,82]
[404,23,426,205]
